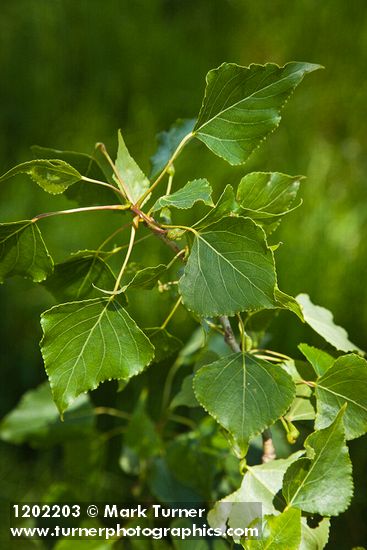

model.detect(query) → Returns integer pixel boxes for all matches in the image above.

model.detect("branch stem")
[165,168,175,196]
[94,407,131,420]
[161,223,197,236]
[160,296,182,329]
[168,413,196,430]
[154,231,183,256]
[262,428,276,463]
[219,316,241,353]
[97,224,131,252]
[131,205,184,257]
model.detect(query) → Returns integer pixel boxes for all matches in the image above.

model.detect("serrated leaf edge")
[193,352,296,445]
[194,62,322,166]
[40,297,155,415]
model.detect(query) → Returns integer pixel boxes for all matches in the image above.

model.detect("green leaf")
[0,159,82,194]
[208,452,303,542]
[315,353,367,439]
[54,539,114,550]
[194,62,321,165]
[243,508,301,550]
[172,519,210,550]
[150,118,196,178]
[237,172,302,217]
[274,287,304,321]
[193,353,295,450]
[148,457,201,503]
[152,179,213,212]
[31,145,114,206]
[236,172,302,232]
[296,294,362,352]
[229,452,303,513]
[166,434,218,499]
[280,359,304,384]
[115,130,150,203]
[0,220,53,283]
[284,395,315,422]
[40,298,155,415]
[300,517,330,550]
[43,250,116,301]
[194,184,238,229]
[282,407,353,515]
[298,343,334,377]
[123,393,162,460]
[0,382,94,446]
[145,328,183,362]
[281,358,317,385]
[281,361,315,424]
[124,264,167,290]
[170,375,199,409]
[179,216,278,317]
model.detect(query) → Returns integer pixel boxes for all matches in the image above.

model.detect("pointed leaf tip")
[115,130,150,203]
[194,62,322,165]
[296,293,362,352]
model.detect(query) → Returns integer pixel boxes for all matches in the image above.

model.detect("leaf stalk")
[31,204,129,222]
[81,176,126,201]
[112,225,136,293]
[160,296,182,329]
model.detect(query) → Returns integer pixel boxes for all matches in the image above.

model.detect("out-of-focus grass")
[0,1,366,547]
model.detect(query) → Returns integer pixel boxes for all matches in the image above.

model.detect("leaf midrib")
[262,511,297,550]
[59,300,110,404]
[287,419,339,507]
[316,382,367,413]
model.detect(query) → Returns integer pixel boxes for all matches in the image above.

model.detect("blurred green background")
[0,0,366,548]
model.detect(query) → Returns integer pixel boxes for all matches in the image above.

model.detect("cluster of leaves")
[1,61,366,549]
